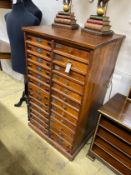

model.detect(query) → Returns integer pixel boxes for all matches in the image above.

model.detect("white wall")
[0,0,131,100]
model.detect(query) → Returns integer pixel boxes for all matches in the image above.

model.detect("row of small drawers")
[26,34,90,64]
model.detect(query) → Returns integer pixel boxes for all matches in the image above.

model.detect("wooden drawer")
[28,76,50,93]
[51,95,79,118]
[28,69,50,85]
[50,110,77,131]
[50,118,75,139]
[29,104,49,119]
[30,109,49,124]
[100,117,131,145]
[53,65,85,85]
[29,96,49,113]
[52,91,80,109]
[30,117,49,135]
[52,74,83,95]
[29,91,49,105]
[26,35,51,49]
[50,131,73,152]
[27,61,51,76]
[30,113,49,130]
[92,145,130,175]
[52,82,82,104]
[53,53,88,75]
[54,43,90,62]
[27,53,51,67]
[97,127,131,158]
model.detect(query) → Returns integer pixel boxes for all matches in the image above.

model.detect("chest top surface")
[23,25,125,50]
[99,93,131,130]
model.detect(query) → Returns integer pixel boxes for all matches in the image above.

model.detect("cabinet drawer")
[28,83,49,98]
[30,113,49,129]
[29,102,49,118]
[52,82,82,104]
[54,43,90,61]
[27,54,51,68]
[53,54,88,75]
[30,118,49,135]
[30,104,49,119]
[51,110,77,131]
[29,91,49,105]
[52,96,79,118]
[50,118,75,139]
[97,127,131,158]
[26,35,51,49]
[100,117,131,144]
[52,74,83,95]
[53,65,85,85]
[30,109,49,124]
[52,91,80,109]
[29,96,49,113]
[50,131,72,152]
[28,69,50,85]
[27,61,51,76]
[28,76,50,93]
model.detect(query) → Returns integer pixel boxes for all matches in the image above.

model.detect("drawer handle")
[46,79,50,84]
[37,75,42,80]
[46,72,50,76]
[55,43,62,49]
[37,48,43,53]
[37,57,43,63]
[46,53,50,57]
[54,65,61,71]
[37,66,42,71]
[37,82,42,87]
[65,62,72,74]
[36,37,43,42]
[46,62,50,67]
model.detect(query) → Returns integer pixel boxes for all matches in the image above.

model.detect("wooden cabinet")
[0,0,12,9]
[23,25,125,160]
[88,94,131,175]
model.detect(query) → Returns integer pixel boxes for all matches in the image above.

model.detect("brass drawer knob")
[37,57,43,63]
[37,48,43,53]
[36,37,43,42]
[37,66,42,72]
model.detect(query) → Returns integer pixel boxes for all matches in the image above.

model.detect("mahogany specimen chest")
[23,25,125,160]
[88,94,131,175]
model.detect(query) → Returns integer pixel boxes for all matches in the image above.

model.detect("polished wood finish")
[88,93,131,175]
[0,0,12,9]
[23,25,125,160]
[0,40,11,69]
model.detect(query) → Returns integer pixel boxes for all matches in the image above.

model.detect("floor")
[0,71,116,175]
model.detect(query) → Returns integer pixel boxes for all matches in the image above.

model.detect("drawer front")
[50,131,73,152]
[29,96,49,113]
[26,35,51,49]
[30,117,49,135]
[52,74,83,95]
[29,91,49,105]
[28,62,51,76]
[53,54,88,75]
[30,109,49,124]
[53,65,85,85]
[97,127,131,157]
[30,113,49,129]
[52,96,79,118]
[29,103,49,119]
[50,118,75,139]
[52,91,80,109]
[28,70,50,85]
[27,53,51,68]
[52,82,82,104]
[55,43,90,61]
[28,76,50,93]
[51,110,77,131]
[28,83,49,99]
